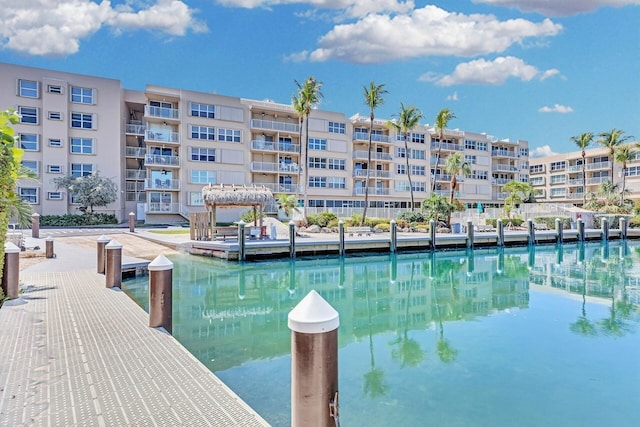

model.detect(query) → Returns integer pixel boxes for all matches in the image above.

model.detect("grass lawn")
[148,229,191,235]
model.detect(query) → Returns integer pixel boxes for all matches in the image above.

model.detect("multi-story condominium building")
[1,62,530,224]
[529,145,640,205]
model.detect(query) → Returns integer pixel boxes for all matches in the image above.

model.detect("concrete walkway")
[0,237,270,426]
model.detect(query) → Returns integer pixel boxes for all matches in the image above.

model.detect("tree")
[0,109,27,283]
[614,143,639,206]
[569,132,594,206]
[597,128,633,182]
[502,181,534,219]
[421,194,454,225]
[53,172,117,214]
[275,193,300,218]
[291,93,305,196]
[386,104,423,211]
[360,81,388,226]
[431,108,456,191]
[293,77,323,217]
[443,152,471,205]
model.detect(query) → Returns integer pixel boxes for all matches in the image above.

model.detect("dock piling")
[2,242,20,300]
[148,254,173,333]
[105,240,122,288]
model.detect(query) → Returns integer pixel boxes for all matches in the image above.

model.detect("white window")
[328,159,345,170]
[18,106,38,124]
[47,192,63,200]
[71,163,93,177]
[18,79,38,98]
[71,86,94,104]
[530,176,544,186]
[49,138,62,147]
[397,164,406,175]
[190,147,216,162]
[550,188,566,197]
[48,111,62,120]
[308,138,326,151]
[308,157,326,169]
[48,85,62,94]
[411,165,426,176]
[19,134,39,151]
[71,112,94,129]
[550,174,566,184]
[328,121,345,134]
[19,188,38,204]
[191,170,216,184]
[412,182,426,192]
[217,128,241,143]
[530,164,544,173]
[465,155,477,164]
[189,192,204,206]
[190,125,215,140]
[396,147,406,158]
[328,177,345,189]
[410,149,425,160]
[190,102,215,118]
[70,138,94,154]
[395,181,411,191]
[550,161,566,171]
[21,160,39,176]
[47,165,63,174]
[411,133,425,144]
[308,176,327,188]
[477,142,487,151]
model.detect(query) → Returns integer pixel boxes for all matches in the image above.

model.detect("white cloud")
[0,0,207,56]
[471,0,640,17]
[421,56,560,86]
[215,0,414,18]
[446,91,459,101]
[296,5,561,63]
[530,145,559,158]
[538,104,574,113]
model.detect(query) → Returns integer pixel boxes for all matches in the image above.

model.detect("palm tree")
[275,193,300,219]
[386,104,423,211]
[597,128,632,182]
[293,77,323,217]
[569,132,594,206]
[444,152,471,205]
[291,94,305,195]
[431,108,456,192]
[360,81,387,226]
[614,144,639,206]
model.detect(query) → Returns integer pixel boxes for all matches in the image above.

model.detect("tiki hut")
[201,184,274,238]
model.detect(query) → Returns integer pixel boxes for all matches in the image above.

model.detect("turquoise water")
[124,242,640,427]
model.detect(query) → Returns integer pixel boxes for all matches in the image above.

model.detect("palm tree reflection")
[390,262,425,368]
[363,266,387,398]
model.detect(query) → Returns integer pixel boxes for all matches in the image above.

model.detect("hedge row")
[40,213,118,226]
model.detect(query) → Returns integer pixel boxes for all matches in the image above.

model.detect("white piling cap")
[105,239,122,249]
[288,290,339,334]
[148,254,173,271]
[4,242,20,253]
[97,234,111,243]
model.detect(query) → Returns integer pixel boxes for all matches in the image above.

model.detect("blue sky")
[2,0,639,156]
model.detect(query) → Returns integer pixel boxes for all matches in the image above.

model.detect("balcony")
[587,176,609,185]
[250,162,300,173]
[353,169,391,179]
[492,178,510,185]
[433,190,463,198]
[125,146,146,158]
[250,119,299,133]
[430,141,464,152]
[144,155,180,167]
[352,132,390,143]
[568,178,584,186]
[257,183,301,194]
[250,140,301,153]
[435,174,453,182]
[586,161,611,171]
[125,181,145,192]
[145,178,180,190]
[492,164,518,172]
[145,130,180,145]
[125,122,146,135]
[493,191,508,200]
[352,150,393,161]
[125,192,146,202]
[147,202,180,214]
[126,169,147,179]
[353,187,390,196]
[491,150,517,158]
[145,105,180,121]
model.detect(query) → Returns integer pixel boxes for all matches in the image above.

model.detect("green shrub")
[374,223,390,232]
[306,212,337,228]
[486,217,524,227]
[40,213,118,226]
[593,214,632,229]
[397,211,425,223]
[533,216,571,229]
[366,217,389,228]
[629,216,640,228]
[396,219,410,229]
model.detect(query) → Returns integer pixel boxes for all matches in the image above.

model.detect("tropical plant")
[443,152,471,204]
[569,132,594,206]
[431,108,456,191]
[502,181,534,219]
[291,94,305,196]
[614,144,639,206]
[421,194,454,226]
[293,77,323,216]
[275,193,300,218]
[52,172,118,214]
[361,81,387,226]
[597,128,633,181]
[386,104,423,211]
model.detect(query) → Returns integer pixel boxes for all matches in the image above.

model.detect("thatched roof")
[202,184,274,208]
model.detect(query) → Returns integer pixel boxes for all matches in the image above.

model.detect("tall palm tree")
[293,77,323,217]
[569,132,594,206]
[291,93,305,195]
[386,104,423,211]
[431,108,456,192]
[444,152,471,205]
[361,81,387,226]
[614,143,639,206]
[597,128,632,183]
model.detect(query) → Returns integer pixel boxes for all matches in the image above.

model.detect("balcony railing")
[145,130,180,144]
[125,181,145,192]
[491,150,517,158]
[352,150,393,161]
[126,169,147,179]
[250,140,301,153]
[257,183,302,194]
[125,146,146,157]
[250,162,300,173]
[145,105,180,120]
[145,178,180,190]
[352,132,390,143]
[492,164,518,172]
[430,141,464,152]
[587,176,609,185]
[144,155,180,167]
[125,192,146,202]
[492,178,510,185]
[493,191,508,200]
[435,174,453,182]
[568,178,584,186]
[125,123,146,135]
[353,187,390,196]
[147,202,180,214]
[352,169,391,178]
[587,161,611,171]
[250,119,299,133]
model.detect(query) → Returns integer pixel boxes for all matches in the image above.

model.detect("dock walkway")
[0,238,269,426]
